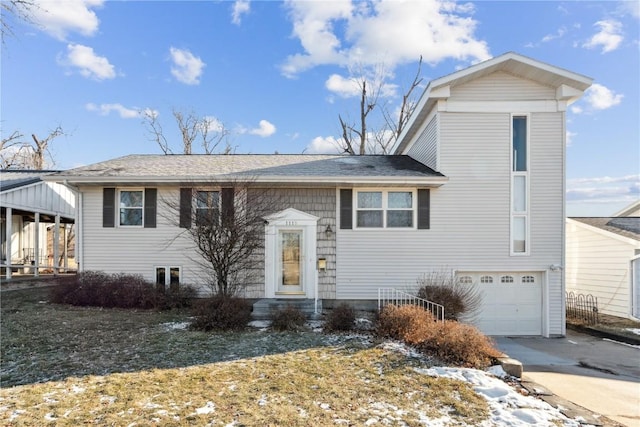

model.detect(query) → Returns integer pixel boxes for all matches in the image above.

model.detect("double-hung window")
[195,190,220,226]
[119,190,144,226]
[356,190,414,228]
[511,115,529,255]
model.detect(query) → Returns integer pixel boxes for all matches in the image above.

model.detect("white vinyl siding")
[81,186,197,284]
[80,186,337,299]
[407,114,438,170]
[566,219,639,319]
[338,110,565,335]
[449,71,556,101]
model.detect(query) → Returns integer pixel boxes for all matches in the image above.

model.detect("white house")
[566,202,640,320]
[45,52,592,336]
[1,170,76,279]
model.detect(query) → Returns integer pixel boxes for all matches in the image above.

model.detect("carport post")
[5,207,12,280]
[53,214,60,276]
[34,212,40,277]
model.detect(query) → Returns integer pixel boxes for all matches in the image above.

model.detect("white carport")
[1,171,76,280]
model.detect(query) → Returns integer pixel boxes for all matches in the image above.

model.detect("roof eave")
[45,174,449,187]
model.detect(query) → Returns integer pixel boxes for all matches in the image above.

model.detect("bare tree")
[339,78,380,155]
[1,0,39,43]
[0,126,64,169]
[162,180,281,297]
[337,57,424,155]
[143,108,232,155]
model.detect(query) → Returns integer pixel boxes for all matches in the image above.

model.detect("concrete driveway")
[495,330,640,427]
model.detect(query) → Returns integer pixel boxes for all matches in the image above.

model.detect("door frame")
[264,208,319,298]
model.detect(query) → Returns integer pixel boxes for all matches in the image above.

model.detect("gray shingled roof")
[47,154,446,184]
[571,217,640,241]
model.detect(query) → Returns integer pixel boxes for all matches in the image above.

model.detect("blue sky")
[1,0,638,216]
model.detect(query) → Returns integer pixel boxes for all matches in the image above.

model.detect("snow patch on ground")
[625,328,640,336]
[417,366,582,426]
[160,321,190,330]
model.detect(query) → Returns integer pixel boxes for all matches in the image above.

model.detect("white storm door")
[277,229,304,294]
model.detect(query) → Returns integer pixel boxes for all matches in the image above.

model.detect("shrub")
[190,296,252,331]
[270,306,307,331]
[324,303,356,332]
[157,285,198,310]
[375,304,436,344]
[416,270,482,321]
[51,271,159,309]
[375,304,500,368]
[416,321,502,369]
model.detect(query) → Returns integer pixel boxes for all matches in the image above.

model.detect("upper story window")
[356,190,414,228]
[195,190,220,226]
[511,115,529,255]
[119,190,144,226]
[512,116,527,172]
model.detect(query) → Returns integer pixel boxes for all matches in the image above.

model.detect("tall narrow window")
[119,190,144,226]
[512,116,527,172]
[511,115,529,254]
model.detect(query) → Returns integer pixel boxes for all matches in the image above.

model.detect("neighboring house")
[1,170,76,279]
[566,202,640,320]
[44,52,592,336]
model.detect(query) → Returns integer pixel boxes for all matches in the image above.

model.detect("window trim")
[510,113,530,256]
[195,190,221,227]
[118,188,145,227]
[354,189,417,229]
[155,266,182,291]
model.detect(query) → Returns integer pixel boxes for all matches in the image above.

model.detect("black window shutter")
[144,188,157,228]
[340,189,353,230]
[221,187,235,227]
[179,188,192,228]
[103,188,115,228]
[417,189,430,230]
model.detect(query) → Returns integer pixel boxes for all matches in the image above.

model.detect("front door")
[278,230,304,294]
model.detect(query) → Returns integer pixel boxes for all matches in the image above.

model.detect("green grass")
[0,287,490,425]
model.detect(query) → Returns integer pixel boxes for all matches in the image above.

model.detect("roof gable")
[395,52,593,154]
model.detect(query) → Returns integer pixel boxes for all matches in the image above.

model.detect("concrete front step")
[252,298,322,320]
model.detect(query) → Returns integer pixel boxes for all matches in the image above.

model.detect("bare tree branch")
[337,58,423,155]
[161,180,283,297]
[142,110,172,154]
[143,108,232,155]
[1,0,39,44]
[1,126,64,169]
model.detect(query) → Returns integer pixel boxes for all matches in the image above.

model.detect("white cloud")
[243,120,276,137]
[281,0,490,77]
[584,83,623,110]
[232,0,250,25]
[566,175,640,214]
[85,103,148,119]
[541,26,567,43]
[59,43,115,80]
[31,0,103,40]
[305,136,342,154]
[169,47,205,85]
[565,130,576,147]
[583,19,623,53]
[325,73,398,99]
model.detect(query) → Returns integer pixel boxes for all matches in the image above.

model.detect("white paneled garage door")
[457,272,542,336]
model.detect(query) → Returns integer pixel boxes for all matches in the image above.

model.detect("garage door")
[457,272,542,336]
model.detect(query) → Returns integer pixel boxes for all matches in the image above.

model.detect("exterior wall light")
[317,258,327,272]
[325,224,333,238]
